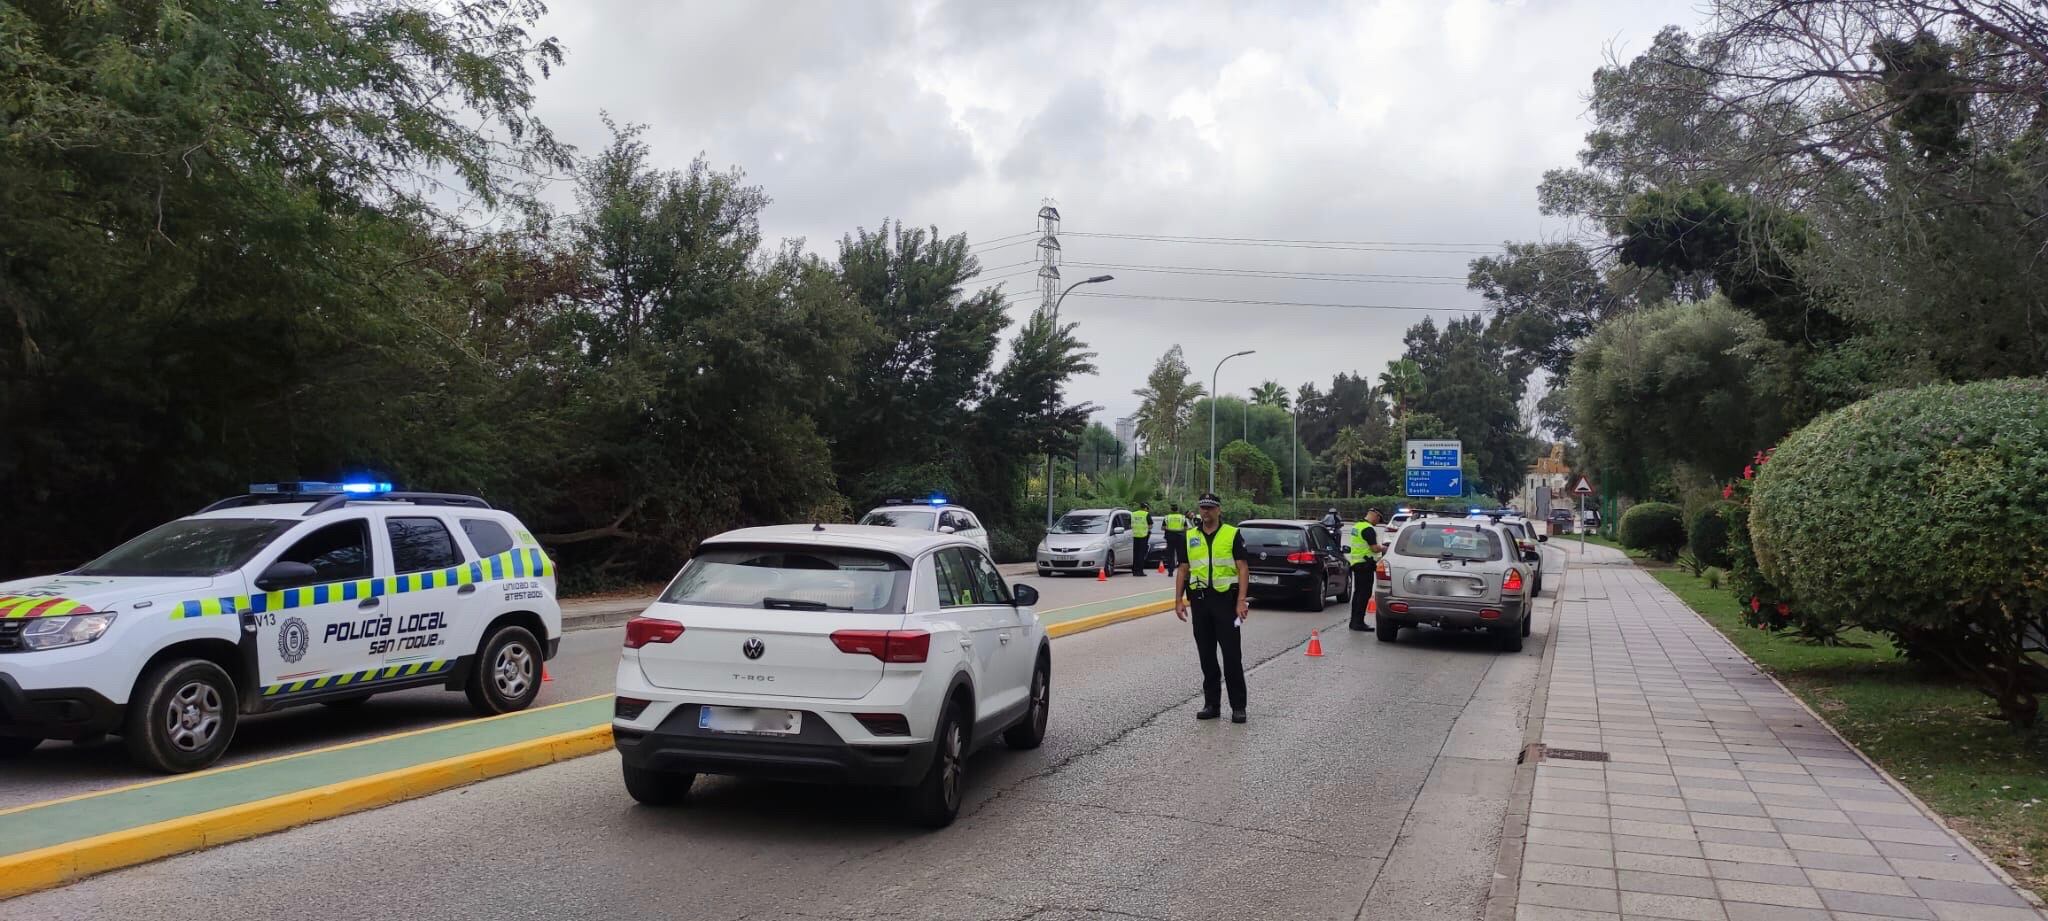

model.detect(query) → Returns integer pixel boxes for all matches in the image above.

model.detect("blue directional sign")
[1405,439,1462,469]
[1406,467,1463,497]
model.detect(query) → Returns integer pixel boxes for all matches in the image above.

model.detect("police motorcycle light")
[21,611,118,651]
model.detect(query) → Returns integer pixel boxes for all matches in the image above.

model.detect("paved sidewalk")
[1517,542,2045,921]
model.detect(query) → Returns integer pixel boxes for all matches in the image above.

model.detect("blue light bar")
[927,494,948,506]
[342,481,394,494]
[248,480,392,496]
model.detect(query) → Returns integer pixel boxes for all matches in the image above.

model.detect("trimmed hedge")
[1619,502,1687,561]
[1751,378,2048,726]
[1688,501,1735,569]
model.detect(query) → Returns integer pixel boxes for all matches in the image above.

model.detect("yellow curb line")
[1045,598,1176,638]
[0,724,612,901]
[3,597,1176,901]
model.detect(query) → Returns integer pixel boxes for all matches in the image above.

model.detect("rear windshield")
[660,543,909,613]
[859,508,936,530]
[1395,525,1504,562]
[75,518,295,577]
[1238,526,1308,551]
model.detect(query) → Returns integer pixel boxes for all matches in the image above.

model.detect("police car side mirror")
[1537,534,1548,542]
[938,525,958,534]
[1011,583,1040,607]
[256,561,320,592]
[1113,526,1128,535]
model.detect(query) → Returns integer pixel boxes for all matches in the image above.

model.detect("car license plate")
[1250,574,1279,585]
[698,706,801,735]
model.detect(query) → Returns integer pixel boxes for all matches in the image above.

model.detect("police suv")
[0,483,562,773]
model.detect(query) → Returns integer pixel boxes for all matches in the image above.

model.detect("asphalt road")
[0,565,1173,810]
[3,550,1563,921]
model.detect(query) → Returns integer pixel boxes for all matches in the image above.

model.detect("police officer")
[1320,505,1342,545]
[1161,503,1188,571]
[1130,505,1151,576]
[1174,493,1252,723]
[1347,508,1387,632]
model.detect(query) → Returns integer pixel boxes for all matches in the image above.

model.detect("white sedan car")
[856,501,992,556]
[611,525,1049,827]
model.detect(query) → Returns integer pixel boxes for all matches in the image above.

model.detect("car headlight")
[21,612,117,650]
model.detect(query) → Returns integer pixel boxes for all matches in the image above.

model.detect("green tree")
[1402,317,1534,502]
[1376,360,1423,444]
[1132,345,1204,495]
[1076,421,1124,476]
[1217,440,1282,503]
[0,0,572,574]
[1326,427,1370,497]
[1566,298,1794,498]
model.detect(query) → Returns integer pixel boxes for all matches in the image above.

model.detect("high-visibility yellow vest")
[1164,513,1187,532]
[1346,521,1377,566]
[1131,510,1150,538]
[1185,524,1239,591]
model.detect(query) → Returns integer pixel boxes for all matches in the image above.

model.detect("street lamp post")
[1045,275,1115,528]
[1208,350,1255,496]
[1291,407,1298,518]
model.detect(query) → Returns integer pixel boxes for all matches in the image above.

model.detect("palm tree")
[1328,426,1369,497]
[1249,380,1290,411]
[1378,359,1423,444]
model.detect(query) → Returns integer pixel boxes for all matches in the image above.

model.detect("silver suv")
[1372,517,1533,651]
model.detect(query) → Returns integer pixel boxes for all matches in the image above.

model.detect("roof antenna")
[812,522,825,531]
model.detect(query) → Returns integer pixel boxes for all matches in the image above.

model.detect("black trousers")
[1163,530,1184,569]
[1188,588,1247,711]
[1131,535,1149,575]
[1350,562,1376,626]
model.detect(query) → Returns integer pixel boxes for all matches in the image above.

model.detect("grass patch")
[1573,532,1625,552]
[1645,566,2048,902]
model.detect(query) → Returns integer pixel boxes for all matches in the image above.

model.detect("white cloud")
[530,0,1700,419]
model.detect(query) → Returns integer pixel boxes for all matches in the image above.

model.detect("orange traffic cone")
[1305,630,1324,657]
[1366,595,1377,614]
[542,665,553,683]
[1097,566,1108,582]
[1157,560,1167,574]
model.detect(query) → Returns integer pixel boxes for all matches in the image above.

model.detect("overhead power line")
[1062,231,1505,255]
[996,289,1492,314]
[1062,260,1470,285]
[969,229,1037,249]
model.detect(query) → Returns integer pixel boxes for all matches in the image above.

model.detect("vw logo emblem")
[742,638,765,660]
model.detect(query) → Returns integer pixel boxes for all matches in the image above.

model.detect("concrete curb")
[1485,548,1571,921]
[0,725,612,901]
[0,595,1178,902]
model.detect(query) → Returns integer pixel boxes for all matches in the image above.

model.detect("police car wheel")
[125,659,238,774]
[0,736,41,757]
[622,764,694,806]
[1376,621,1399,643]
[1521,610,1533,637]
[466,626,543,716]
[907,699,967,828]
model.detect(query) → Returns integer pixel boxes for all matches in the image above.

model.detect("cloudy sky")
[528,0,1704,422]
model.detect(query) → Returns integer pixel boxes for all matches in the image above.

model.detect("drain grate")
[1520,743,1610,763]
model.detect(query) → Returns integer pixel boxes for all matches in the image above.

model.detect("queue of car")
[2,485,1553,829]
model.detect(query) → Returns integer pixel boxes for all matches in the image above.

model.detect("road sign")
[1571,476,1593,495]
[1406,439,1461,469]
[1405,467,1463,497]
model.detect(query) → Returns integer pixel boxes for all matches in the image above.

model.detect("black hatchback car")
[1236,519,1352,610]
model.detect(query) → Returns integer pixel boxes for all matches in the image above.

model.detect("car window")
[662,544,909,613]
[1238,526,1307,551]
[961,513,981,532]
[461,518,516,558]
[276,520,373,582]
[934,549,977,608]
[386,517,463,574]
[962,550,1012,605]
[1395,525,1504,562]
[1112,512,1131,531]
[861,508,937,530]
[940,510,968,531]
[73,518,295,578]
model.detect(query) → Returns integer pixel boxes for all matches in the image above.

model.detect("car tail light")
[1375,560,1390,580]
[1388,601,1409,614]
[1286,551,1318,564]
[853,713,911,736]
[1503,568,1525,593]
[624,617,684,649]
[614,697,651,720]
[1480,608,1503,620]
[830,629,931,663]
